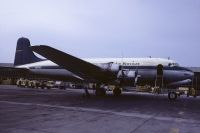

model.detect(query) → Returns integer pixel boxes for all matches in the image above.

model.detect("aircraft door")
[156,64,164,87]
[157,64,163,76]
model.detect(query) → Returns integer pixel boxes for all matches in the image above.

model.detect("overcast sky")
[0,0,200,66]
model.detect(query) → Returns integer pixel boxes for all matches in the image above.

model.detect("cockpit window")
[168,63,172,67]
[168,63,179,67]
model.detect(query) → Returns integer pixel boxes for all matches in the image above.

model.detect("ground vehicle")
[16,78,29,87]
[54,81,66,89]
[45,81,55,89]
[17,79,55,89]
[28,80,41,88]
[187,88,200,97]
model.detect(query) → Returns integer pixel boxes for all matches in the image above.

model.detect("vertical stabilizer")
[14,37,43,66]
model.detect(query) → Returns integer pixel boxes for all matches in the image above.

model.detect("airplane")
[0,37,194,100]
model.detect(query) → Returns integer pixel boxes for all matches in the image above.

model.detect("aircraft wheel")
[95,87,106,97]
[113,87,122,96]
[168,92,177,100]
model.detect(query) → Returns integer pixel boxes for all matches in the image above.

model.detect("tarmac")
[0,85,200,133]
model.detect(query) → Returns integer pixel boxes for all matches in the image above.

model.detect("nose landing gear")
[168,91,177,100]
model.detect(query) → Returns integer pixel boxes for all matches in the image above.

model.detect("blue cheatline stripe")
[29,65,192,72]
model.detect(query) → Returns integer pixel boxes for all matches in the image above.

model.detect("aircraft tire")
[168,92,177,100]
[113,87,122,96]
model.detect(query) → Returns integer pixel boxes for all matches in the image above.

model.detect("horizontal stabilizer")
[0,66,29,78]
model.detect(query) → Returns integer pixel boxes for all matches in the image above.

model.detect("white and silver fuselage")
[16,57,193,86]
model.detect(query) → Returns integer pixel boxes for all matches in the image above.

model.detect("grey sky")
[0,0,200,66]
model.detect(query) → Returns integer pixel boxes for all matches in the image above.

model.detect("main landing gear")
[113,86,122,96]
[95,85,122,97]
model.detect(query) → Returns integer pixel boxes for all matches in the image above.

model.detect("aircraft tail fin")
[14,37,43,66]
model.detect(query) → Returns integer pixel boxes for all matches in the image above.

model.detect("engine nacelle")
[96,62,120,72]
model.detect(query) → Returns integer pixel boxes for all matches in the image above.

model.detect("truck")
[16,79,67,90]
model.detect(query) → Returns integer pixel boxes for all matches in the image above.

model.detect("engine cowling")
[117,70,136,79]
[117,69,139,86]
[96,62,120,72]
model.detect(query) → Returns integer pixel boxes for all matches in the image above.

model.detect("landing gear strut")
[113,87,122,96]
[168,91,177,100]
[84,87,90,98]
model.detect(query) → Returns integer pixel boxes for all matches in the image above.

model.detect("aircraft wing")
[31,45,116,83]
